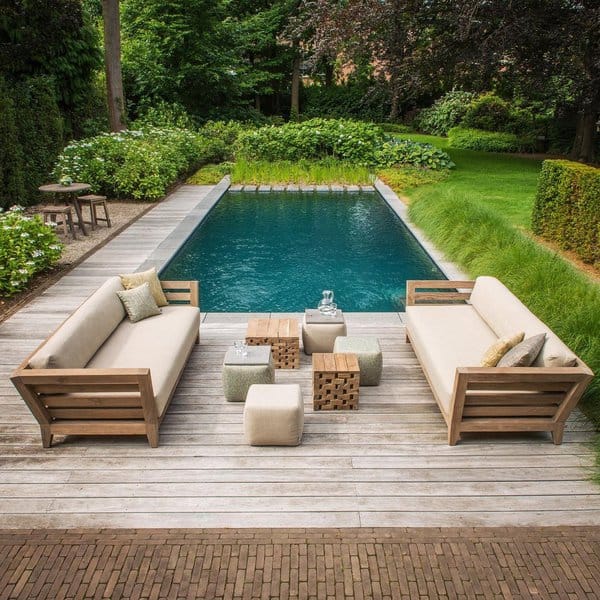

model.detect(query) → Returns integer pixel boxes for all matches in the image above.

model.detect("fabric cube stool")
[302,308,347,355]
[222,345,274,402]
[333,336,383,386]
[244,384,304,446]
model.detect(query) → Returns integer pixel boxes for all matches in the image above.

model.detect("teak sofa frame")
[10,280,199,448]
[406,280,594,445]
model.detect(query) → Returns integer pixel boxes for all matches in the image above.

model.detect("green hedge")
[0,76,64,210]
[408,193,600,408]
[415,90,476,136]
[448,127,532,153]
[532,160,600,267]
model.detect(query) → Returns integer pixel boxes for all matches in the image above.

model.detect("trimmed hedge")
[0,75,64,210]
[448,127,532,153]
[532,160,600,267]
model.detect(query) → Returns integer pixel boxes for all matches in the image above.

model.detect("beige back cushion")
[28,277,126,369]
[469,276,577,367]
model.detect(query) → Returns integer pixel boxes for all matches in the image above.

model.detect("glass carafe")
[318,290,334,314]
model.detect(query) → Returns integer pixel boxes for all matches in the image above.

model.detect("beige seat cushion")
[405,305,498,415]
[29,277,126,369]
[469,276,577,367]
[87,305,200,417]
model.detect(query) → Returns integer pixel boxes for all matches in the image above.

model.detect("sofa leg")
[552,425,565,445]
[405,332,411,344]
[41,426,53,448]
[147,426,159,448]
[448,428,460,446]
[195,331,200,345]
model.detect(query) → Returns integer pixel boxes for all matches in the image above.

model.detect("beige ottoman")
[244,384,304,446]
[302,309,347,355]
[333,336,383,385]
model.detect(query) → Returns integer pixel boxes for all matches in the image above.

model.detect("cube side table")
[222,345,274,402]
[246,318,300,369]
[302,309,347,355]
[312,352,360,410]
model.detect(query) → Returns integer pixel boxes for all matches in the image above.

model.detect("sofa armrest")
[10,367,158,442]
[447,365,594,445]
[406,280,475,306]
[160,280,199,307]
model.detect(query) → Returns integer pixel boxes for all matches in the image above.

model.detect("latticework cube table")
[245,318,300,369]
[312,353,360,410]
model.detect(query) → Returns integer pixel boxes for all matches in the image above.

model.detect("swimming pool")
[161,190,446,312]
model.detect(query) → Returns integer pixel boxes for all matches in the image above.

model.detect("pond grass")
[230,159,374,185]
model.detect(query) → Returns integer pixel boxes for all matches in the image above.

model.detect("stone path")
[1,527,599,599]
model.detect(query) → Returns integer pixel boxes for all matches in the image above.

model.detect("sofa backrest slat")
[465,392,563,405]
[34,383,141,395]
[43,394,143,408]
[48,408,145,420]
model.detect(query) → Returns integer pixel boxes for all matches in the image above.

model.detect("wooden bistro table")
[38,182,92,236]
[245,318,300,369]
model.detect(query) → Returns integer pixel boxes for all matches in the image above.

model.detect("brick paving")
[0,528,599,599]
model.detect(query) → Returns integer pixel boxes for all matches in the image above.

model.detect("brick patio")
[1,527,599,599]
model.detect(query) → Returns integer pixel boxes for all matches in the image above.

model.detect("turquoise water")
[161,191,445,311]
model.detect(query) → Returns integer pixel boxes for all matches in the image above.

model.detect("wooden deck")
[0,184,599,529]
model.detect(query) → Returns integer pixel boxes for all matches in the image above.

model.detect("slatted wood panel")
[246,318,300,369]
[0,183,599,528]
[313,353,360,410]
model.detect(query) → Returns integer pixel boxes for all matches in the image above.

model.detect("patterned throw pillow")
[497,333,546,367]
[480,331,525,367]
[116,283,161,323]
[119,267,168,307]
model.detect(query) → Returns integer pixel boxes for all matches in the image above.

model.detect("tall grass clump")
[408,194,600,412]
[230,159,373,185]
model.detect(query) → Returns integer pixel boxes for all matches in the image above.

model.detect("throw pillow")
[480,331,525,367]
[497,333,546,367]
[119,267,168,307]
[116,283,161,323]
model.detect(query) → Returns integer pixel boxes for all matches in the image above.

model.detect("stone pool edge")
[141,176,468,295]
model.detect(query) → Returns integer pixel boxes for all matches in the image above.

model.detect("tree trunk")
[290,48,301,121]
[102,0,126,131]
[571,104,598,163]
[389,68,401,121]
[324,61,334,87]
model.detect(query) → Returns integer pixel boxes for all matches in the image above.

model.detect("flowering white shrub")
[0,206,62,297]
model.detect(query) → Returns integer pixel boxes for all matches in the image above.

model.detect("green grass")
[377,166,450,192]
[230,159,374,185]
[398,134,600,463]
[396,134,542,229]
[187,163,232,185]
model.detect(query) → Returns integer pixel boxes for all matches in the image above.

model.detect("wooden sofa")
[405,277,593,445]
[11,277,200,448]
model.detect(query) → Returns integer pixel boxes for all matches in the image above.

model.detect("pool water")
[161,191,445,312]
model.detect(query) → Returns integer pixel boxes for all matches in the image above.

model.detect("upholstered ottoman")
[302,309,347,355]
[333,336,382,385]
[244,384,304,446]
[222,345,274,402]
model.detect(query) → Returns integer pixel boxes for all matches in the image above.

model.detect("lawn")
[397,133,543,229]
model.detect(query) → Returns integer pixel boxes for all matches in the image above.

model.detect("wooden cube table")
[245,318,300,369]
[312,353,360,410]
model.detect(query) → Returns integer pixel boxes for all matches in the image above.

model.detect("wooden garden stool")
[245,318,300,369]
[77,194,112,230]
[312,353,360,410]
[41,206,76,238]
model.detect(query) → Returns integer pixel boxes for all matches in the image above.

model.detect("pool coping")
[142,176,467,289]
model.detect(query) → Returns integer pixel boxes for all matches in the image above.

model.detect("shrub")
[376,167,450,192]
[236,118,387,165]
[54,127,220,200]
[447,127,533,153]
[375,139,455,170]
[236,118,454,170]
[415,90,476,135]
[301,84,391,122]
[0,206,62,297]
[198,121,251,162]
[462,93,512,132]
[532,160,600,266]
[0,75,64,210]
[134,101,197,129]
